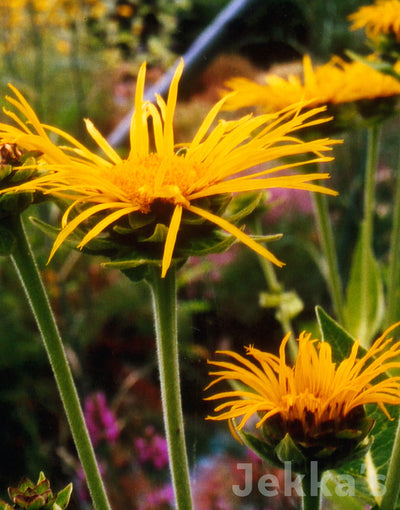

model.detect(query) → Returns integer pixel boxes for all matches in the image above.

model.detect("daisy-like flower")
[349,0,400,41]
[222,55,400,127]
[0,59,338,277]
[206,323,400,470]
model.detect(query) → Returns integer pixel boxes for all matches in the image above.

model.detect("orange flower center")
[105,153,205,212]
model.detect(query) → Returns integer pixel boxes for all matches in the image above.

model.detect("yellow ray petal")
[187,204,284,267]
[161,204,183,277]
[84,119,122,165]
[48,202,133,261]
[78,205,139,248]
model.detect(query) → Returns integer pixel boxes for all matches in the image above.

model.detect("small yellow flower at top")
[349,0,400,41]
[222,55,400,115]
[206,323,400,471]
[0,59,339,277]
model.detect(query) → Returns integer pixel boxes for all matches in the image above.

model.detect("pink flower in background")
[134,425,169,470]
[265,185,314,224]
[84,391,120,448]
[139,483,175,510]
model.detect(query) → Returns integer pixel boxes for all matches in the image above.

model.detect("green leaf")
[37,473,46,485]
[343,225,385,346]
[102,258,162,271]
[53,484,72,510]
[275,433,307,466]
[224,192,264,223]
[316,305,357,363]
[316,307,400,507]
[140,223,168,242]
[180,230,237,256]
[322,471,372,510]
[0,164,13,181]
[235,428,282,468]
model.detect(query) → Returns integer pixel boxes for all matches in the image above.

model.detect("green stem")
[312,191,345,325]
[9,215,111,510]
[379,417,400,510]
[363,125,380,250]
[250,217,297,359]
[302,465,322,510]
[251,218,293,334]
[385,138,400,327]
[147,266,194,510]
[357,125,381,346]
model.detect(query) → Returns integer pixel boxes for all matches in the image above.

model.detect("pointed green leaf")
[235,428,282,468]
[275,433,307,466]
[343,225,385,346]
[37,473,46,485]
[0,164,13,181]
[180,231,236,256]
[54,484,72,510]
[225,192,264,223]
[102,258,162,270]
[316,308,400,506]
[140,223,168,242]
[316,305,358,363]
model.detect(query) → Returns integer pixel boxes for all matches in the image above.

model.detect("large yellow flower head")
[222,55,400,128]
[206,323,400,470]
[0,60,338,277]
[349,0,400,41]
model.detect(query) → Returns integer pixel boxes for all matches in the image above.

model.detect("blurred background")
[1,0,397,508]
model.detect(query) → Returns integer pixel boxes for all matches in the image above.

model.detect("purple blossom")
[135,426,169,470]
[84,391,119,448]
[139,483,175,510]
[265,185,313,224]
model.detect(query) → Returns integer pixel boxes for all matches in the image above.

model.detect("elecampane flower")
[206,323,400,432]
[206,323,400,470]
[349,0,400,41]
[222,55,400,113]
[0,59,338,277]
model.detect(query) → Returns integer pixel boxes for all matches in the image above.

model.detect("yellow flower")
[206,323,400,435]
[349,0,400,41]
[222,55,400,114]
[0,60,338,277]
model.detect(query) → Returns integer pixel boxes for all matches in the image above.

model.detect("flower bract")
[0,59,338,277]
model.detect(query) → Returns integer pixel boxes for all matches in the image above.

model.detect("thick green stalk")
[9,215,111,510]
[147,266,194,510]
[302,466,322,510]
[357,125,381,345]
[379,417,400,510]
[385,140,400,327]
[250,217,297,359]
[312,191,345,325]
[363,125,380,250]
